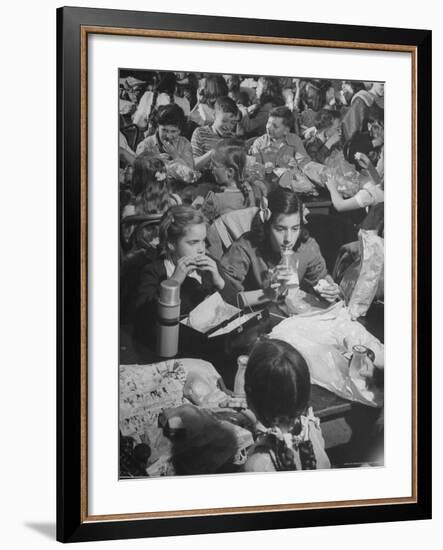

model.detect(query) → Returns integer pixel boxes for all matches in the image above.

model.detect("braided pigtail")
[291,416,317,470]
[298,440,317,470]
[270,420,297,471]
[266,416,318,471]
[213,140,250,206]
[245,339,317,472]
[147,89,159,133]
[237,176,251,208]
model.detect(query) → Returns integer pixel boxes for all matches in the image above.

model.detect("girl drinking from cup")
[243,338,330,472]
[220,187,341,305]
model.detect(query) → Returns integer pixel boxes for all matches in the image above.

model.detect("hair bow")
[155,171,167,182]
[259,197,272,223]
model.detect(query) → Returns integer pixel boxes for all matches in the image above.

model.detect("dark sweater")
[134,257,231,345]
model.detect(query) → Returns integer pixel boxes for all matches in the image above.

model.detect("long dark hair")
[131,154,170,215]
[250,187,309,255]
[152,103,186,132]
[147,72,177,132]
[258,77,285,107]
[245,339,317,470]
[200,75,229,106]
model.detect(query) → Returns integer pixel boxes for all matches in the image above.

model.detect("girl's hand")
[325,131,341,149]
[157,153,172,162]
[162,139,180,159]
[372,136,384,148]
[324,175,337,191]
[170,256,198,285]
[194,255,225,289]
[354,152,372,170]
[247,103,260,115]
[314,277,341,303]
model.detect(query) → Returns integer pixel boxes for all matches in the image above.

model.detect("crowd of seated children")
[119,69,384,351]
[119,73,385,475]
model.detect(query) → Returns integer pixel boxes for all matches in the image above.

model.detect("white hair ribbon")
[259,196,272,223]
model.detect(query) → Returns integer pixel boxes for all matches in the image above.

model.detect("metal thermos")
[234,355,249,397]
[156,279,181,358]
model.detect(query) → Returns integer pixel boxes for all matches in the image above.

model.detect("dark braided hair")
[258,77,285,107]
[213,139,251,207]
[147,72,177,131]
[245,338,318,471]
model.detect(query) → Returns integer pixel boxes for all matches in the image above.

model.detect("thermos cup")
[156,279,181,358]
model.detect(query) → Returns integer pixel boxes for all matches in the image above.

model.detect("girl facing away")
[243,338,331,472]
[123,154,180,218]
[201,139,257,222]
[220,187,341,305]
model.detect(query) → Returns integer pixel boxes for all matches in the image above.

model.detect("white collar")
[164,258,202,284]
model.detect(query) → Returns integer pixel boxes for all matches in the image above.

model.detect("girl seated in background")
[135,104,194,168]
[190,74,229,126]
[135,206,231,340]
[201,139,257,222]
[243,338,330,472]
[240,76,285,139]
[325,152,384,212]
[123,154,181,218]
[220,187,341,304]
[326,113,384,212]
[297,80,323,131]
[304,109,343,164]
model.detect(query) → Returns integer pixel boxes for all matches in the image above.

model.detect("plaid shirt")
[249,132,310,168]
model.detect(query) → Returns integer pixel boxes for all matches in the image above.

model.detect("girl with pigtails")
[243,338,330,472]
[220,186,341,305]
[200,139,261,223]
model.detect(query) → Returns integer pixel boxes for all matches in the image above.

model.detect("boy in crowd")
[191,96,241,171]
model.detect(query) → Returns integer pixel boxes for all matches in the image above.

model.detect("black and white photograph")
[118,69,385,479]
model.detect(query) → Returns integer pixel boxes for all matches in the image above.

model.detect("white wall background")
[0,1,438,548]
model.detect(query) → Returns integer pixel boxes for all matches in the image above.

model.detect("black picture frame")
[57,6,432,543]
